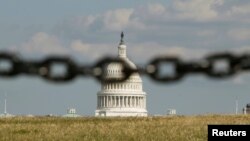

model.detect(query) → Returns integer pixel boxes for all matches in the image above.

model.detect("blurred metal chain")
[0,51,250,83]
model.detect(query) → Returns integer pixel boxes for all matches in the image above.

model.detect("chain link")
[0,51,250,83]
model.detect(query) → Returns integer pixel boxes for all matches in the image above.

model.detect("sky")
[0,0,250,116]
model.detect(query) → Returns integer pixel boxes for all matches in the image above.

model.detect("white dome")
[95,33,147,117]
[105,57,142,83]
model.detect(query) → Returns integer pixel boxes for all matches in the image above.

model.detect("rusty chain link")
[0,51,250,83]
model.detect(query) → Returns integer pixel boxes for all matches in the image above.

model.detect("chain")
[0,51,250,83]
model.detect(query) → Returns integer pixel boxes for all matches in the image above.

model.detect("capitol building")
[95,33,148,117]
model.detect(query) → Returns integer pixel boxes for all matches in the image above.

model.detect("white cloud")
[223,4,250,23]
[173,0,223,21]
[103,9,134,31]
[55,1,244,40]
[127,42,209,62]
[76,15,96,28]
[228,28,250,41]
[232,76,244,85]
[231,4,250,15]
[147,3,166,15]
[69,41,210,62]
[70,40,90,53]
[11,32,69,56]
[70,40,115,59]
[71,39,232,63]
[11,1,250,62]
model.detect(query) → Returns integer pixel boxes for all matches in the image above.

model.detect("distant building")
[167,109,176,115]
[95,32,147,117]
[26,114,35,117]
[63,108,81,117]
[243,104,250,114]
[0,112,14,118]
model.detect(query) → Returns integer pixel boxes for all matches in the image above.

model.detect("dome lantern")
[118,32,127,58]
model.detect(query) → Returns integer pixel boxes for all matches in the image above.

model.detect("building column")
[140,97,142,108]
[100,96,102,107]
[128,96,130,107]
[136,96,137,107]
[118,96,120,107]
[106,96,108,107]
[110,96,112,107]
[106,96,109,107]
[121,96,122,107]
[105,96,107,107]
[130,96,133,107]
[102,96,104,107]
[137,96,139,107]
[112,96,114,107]
[138,97,140,108]
[126,96,129,107]
[99,96,101,107]
[122,96,124,107]
[124,96,126,107]
[108,96,111,107]
[127,96,128,107]
[134,96,136,107]
[129,96,131,107]
[138,97,141,108]
[125,96,126,107]
[124,96,125,107]
[107,96,109,107]
[104,96,106,107]
[133,96,135,107]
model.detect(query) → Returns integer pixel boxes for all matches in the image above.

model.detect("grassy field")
[0,115,250,141]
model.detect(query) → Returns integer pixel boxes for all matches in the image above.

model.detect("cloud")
[224,3,250,22]
[147,3,166,15]
[103,9,134,31]
[9,1,250,63]
[173,0,223,21]
[128,42,208,61]
[10,32,210,62]
[70,40,115,59]
[74,15,96,28]
[10,32,69,57]
[53,1,250,44]
[228,28,250,41]
[69,40,211,63]
[230,4,250,15]
[70,40,90,53]
[232,76,245,85]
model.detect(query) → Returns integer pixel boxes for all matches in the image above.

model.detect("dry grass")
[0,115,250,141]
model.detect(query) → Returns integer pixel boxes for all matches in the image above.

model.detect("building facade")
[95,33,148,117]
[63,108,81,117]
[243,104,250,114]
